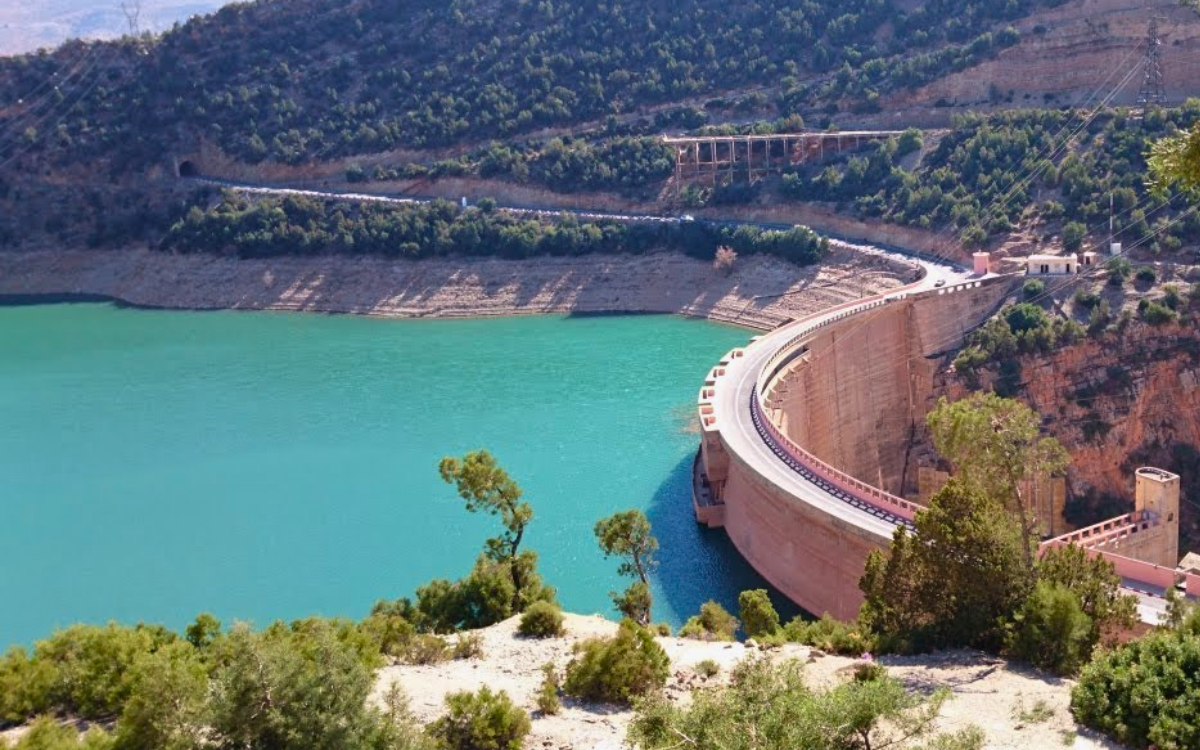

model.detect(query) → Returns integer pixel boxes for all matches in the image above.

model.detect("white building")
[1025,254,1076,276]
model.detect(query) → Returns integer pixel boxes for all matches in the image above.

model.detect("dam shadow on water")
[646,454,803,627]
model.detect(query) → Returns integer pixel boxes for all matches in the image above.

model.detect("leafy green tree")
[860,479,1033,653]
[439,451,550,613]
[738,590,781,639]
[115,642,207,750]
[428,688,530,750]
[184,613,221,650]
[1036,543,1137,652]
[207,622,383,750]
[1005,581,1092,676]
[594,510,658,624]
[1062,221,1087,252]
[926,394,1070,564]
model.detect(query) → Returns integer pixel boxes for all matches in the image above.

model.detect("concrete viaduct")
[694,259,1189,625]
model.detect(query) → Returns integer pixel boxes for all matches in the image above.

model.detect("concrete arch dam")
[694,270,1018,620]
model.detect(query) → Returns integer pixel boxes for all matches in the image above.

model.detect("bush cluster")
[162,192,831,267]
[563,620,669,705]
[679,601,739,642]
[517,602,566,639]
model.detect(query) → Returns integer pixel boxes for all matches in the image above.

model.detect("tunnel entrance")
[178,160,199,178]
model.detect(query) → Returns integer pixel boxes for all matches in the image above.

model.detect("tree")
[1036,543,1137,650]
[1062,221,1086,252]
[594,509,658,625]
[439,451,543,612]
[860,479,1033,653]
[1005,581,1092,676]
[926,394,1070,566]
[738,589,781,639]
[116,642,207,750]
[207,622,384,750]
[185,613,221,650]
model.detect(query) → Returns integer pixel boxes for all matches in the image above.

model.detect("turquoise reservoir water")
[0,303,788,648]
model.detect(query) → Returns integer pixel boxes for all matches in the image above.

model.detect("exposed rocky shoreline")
[0,246,916,331]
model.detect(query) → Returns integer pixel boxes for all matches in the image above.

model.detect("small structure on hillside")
[1025,254,1076,275]
[972,252,991,275]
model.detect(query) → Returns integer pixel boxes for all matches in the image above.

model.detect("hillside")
[0,0,1198,262]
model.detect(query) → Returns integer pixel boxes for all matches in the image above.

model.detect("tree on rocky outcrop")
[926,393,1070,566]
[594,509,658,625]
[440,451,548,614]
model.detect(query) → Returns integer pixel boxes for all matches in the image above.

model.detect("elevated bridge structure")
[695,260,1185,625]
[665,130,905,190]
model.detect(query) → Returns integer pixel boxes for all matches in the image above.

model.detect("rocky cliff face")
[926,320,1200,551]
[880,0,1200,120]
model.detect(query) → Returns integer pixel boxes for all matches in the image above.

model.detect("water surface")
[0,303,790,648]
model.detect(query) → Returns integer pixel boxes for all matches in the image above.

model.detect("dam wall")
[704,276,1015,619]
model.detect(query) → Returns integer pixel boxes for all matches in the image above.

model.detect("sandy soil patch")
[374,614,1127,750]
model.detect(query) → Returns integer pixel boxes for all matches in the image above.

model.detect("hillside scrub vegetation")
[161,191,831,264]
[628,656,983,750]
[0,0,1058,170]
[782,104,1200,251]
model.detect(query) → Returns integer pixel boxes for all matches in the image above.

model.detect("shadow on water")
[646,453,804,627]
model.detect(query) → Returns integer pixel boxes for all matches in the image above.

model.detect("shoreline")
[0,246,917,331]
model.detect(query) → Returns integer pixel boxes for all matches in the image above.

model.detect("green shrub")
[738,590,781,639]
[1136,266,1158,283]
[1107,257,1132,285]
[783,614,875,655]
[359,610,416,658]
[1072,629,1200,749]
[1073,289,1101,309]
[1005,581,1091,676]
[563,620,669,705]
[629,657,964,750]
[1023,279,1046,300]
[517,601,565,639]
[852,660,887,683]
[404,634,450,665]
[115,642,207,750]
[1062,222,1087,252]
[695,659,720,678]
[679,601,739,642]
[22,623,175,722]
[6,717,114,750]
[653,622,672,637]
[429,687,531,750]
[1141,300,1177,326]
[453,633,484,660]
[535,663,561,716]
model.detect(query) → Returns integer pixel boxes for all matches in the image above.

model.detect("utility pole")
[119,0,142,38]
[1137,16,1167,110]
